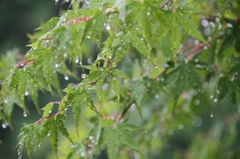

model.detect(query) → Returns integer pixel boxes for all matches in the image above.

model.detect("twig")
[160,0,171,9]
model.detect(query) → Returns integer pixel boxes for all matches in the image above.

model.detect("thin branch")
[160,0,171,9]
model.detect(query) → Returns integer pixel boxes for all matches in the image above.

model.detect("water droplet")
[2,123,7,129]
[194,59,199,62]
[194,99,200,105]
[141,37,144,41]
[147,12,150,15]
[155,94,159,99]
[168,129,174,135]
[213,98,217,102]
[215,17,220,22]
[227,23,233,28]
[201,19,208,27]
[87,58,93,64]
[161,78,165,81]
[75,58,79,63]
[191,116,202,127]
[203,46,208,50]
[38,144,42,149]
[47,133,50,136]
[49,110,52,114]
[102,84,108,90]
[210,95,213,99]
[178,124,184,130]
[81,74,87,79]
[154,65,158,68]
[64,76,69,81]
[106,24,111,30]
[194,40,199,45]
[63,53,67,58]
[55,64,59,68]
[23,112,27,117]
[55,0,59,3]
[86,35,90,39]
[4,99,8,104]
[210,113,213,118]
[24,91,29,96]
[89,136,94,140]
[193,90,198,96]
[66,0,69,2]
[204,27,211,35]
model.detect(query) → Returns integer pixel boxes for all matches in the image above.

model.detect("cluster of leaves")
[0,0,240,158]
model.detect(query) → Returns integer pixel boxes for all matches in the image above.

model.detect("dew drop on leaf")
[4,99,8,104]
[191,116,202,127]
[55,64,59,68]
[168,129,174,135]
[24,91,29,96]
[161,78,165,81]
[155,94,159,99]
[23,112,28,117]
[194,40,199,45]
[63,53,67,58]
[147,12,150,15]
[2,123,7,129]
[81,74,87,79]
[89,136,93,140]
[64,75,69,81]
[178,124,184,130]
[194,99,200,105]
[213,98,217,102]
[210,113,214,118]
[201,19,208,27]
[75,58,79,63]
[154,65,159,68]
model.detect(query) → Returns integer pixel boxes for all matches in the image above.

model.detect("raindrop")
[55,0,59,2]
[25,91,29,96]
[194,40,199,45]
[210,95,213,99]
[194,99,200,105]
[209,22,215,28]
[55,64,59,68]
[4,99,8,104]
[63,53,67,58]
[178,124,184,130]
[191,116,202,127]
[102,84,108,90]
[210,113,214,118]
[47,133,50,136]
[215,17,220,22]
[203,46,208,50]
[155,94,159,99]
[168,129,174,135]
[87,58,93,64]
[141,37,144,41]
[64,75,69,81]
[23,112,28,117]
[106,24,111,30]
[86,35,90,39]
[49,110,52,114]
[194,59,199,62]
[204,27,211,35]
[201,19,208,27]
[81,74,87,79]
[130,103,136,111]
[154,65,158,68]
[38,144,42,149]
[227,23,233,28]
[89,136,93,140]
[161,78,165,81]
[2,123,7,129]
[75,58,79,63]
[213,98,217,102]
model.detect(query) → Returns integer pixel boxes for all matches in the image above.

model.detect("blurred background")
[0,0,64,158]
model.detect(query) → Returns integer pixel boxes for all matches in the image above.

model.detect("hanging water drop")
[23,112,28,117]
[154,65,158,68]
[75,58,79,63]
[161,78,165,81]
[194,99,200,105]
[213,98,217,102]
[106,23,111,30]
[210,113,213,118]
[191,116,202,127]
[155,94,159,99]
[2,123,7,129]
[4,99,8,104]
[81,74,87,79]
[194,40,199,45]
[24,91,29,96]
[201,19,208,27]
[55,64,59,68]
[64,75,69,81]
[147,12,150,15]
[178,124,184,130]
[168,129,174,135]
[63,53,67,58]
